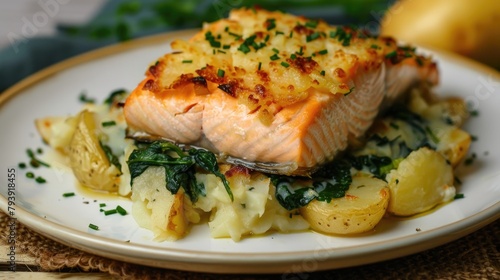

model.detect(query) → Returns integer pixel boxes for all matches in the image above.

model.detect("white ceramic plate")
[0,30,499,274]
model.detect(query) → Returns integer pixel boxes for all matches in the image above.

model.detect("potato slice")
[68,110,121,191]
[300,176,389,235]
[386,147,455,216]
[436,128,471,167]
[35,116,78,152]
[131,166,199,241]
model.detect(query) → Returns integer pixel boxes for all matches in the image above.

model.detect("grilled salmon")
[124,8,438,176]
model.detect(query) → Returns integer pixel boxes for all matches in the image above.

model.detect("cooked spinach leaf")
[100,142,122,172]
[127,141,232,202]
[271,159,353,210]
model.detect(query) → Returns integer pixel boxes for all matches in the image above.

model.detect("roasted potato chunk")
[386,147,455,216]
[300,176,389,235]
[35,115,78,153]
[68,110,121,191]
[131,166,200,241]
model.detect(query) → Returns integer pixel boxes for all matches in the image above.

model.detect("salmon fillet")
[124,8,438,176]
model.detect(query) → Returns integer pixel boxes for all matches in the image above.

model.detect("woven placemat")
[1,211,498,280]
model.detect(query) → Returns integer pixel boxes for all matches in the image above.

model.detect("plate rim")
[1,29,499,274]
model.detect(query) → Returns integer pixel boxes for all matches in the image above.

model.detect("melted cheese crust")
[149,7,432,116]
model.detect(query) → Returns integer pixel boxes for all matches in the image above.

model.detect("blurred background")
[0,0,498,92]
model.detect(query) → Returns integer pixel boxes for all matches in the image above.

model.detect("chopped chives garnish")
[296,46,304,55]
[258,62,262,70]
[281,62,290,68]
[26,172,34,178]
[35,176,46,183]
[290,54,297,60]
[370,44,380,49]
[27,148,50,167]
[63,192,75,197]
[237,44,250,54]
[79,92,95,103]
[209,41,221,48]
[266,18,276,30]
[305,20,318,28]
[425,126,440,143]
[390,122,400,129]
[18,162,26,168]
[289,31,293,38]
[270,54,280,60]
[454,193,465,199]
[217,50,226,54]
[320,70,326,76]
[89,223,99,230]
[272,48,279,53]
[99,203,106,207]
[264,34,270,42]
[101,121,116,127]
[116,205,127,215]
[30,159,40,168]
[27,149,34,158]
[306,32,320,42]
[104,209,117,216]
[318,49,328,55]
[341,33,352,46]
[275,31,284,36]
[217,69,225,77]
[182,60,192,63]
[223,44,231,49]
[37,148,43,154]
[385,51,397,58]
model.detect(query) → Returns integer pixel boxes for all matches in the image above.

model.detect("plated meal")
[34,7,472,242]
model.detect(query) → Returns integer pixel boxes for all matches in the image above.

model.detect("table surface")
[0,218,498,279]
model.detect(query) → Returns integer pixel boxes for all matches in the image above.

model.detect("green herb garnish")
[100,143,122,171]
[79,91,95,103]
[306,32,320,42]
[35,176,46,184]
[270,54,280,61]
[305,20,318,28]
[102,121,116,127]
[104,209,117,216]
[88,223,99,230]
[116,205,128,215]
[63,192,75,197]
[265,18,276,30]
[317,49,328,55]
[27,148,50,167]
[104,89,127,105]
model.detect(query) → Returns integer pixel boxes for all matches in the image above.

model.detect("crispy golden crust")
[144,7,435,119]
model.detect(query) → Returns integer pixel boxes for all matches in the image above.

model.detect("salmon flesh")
[123,8,438,176]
